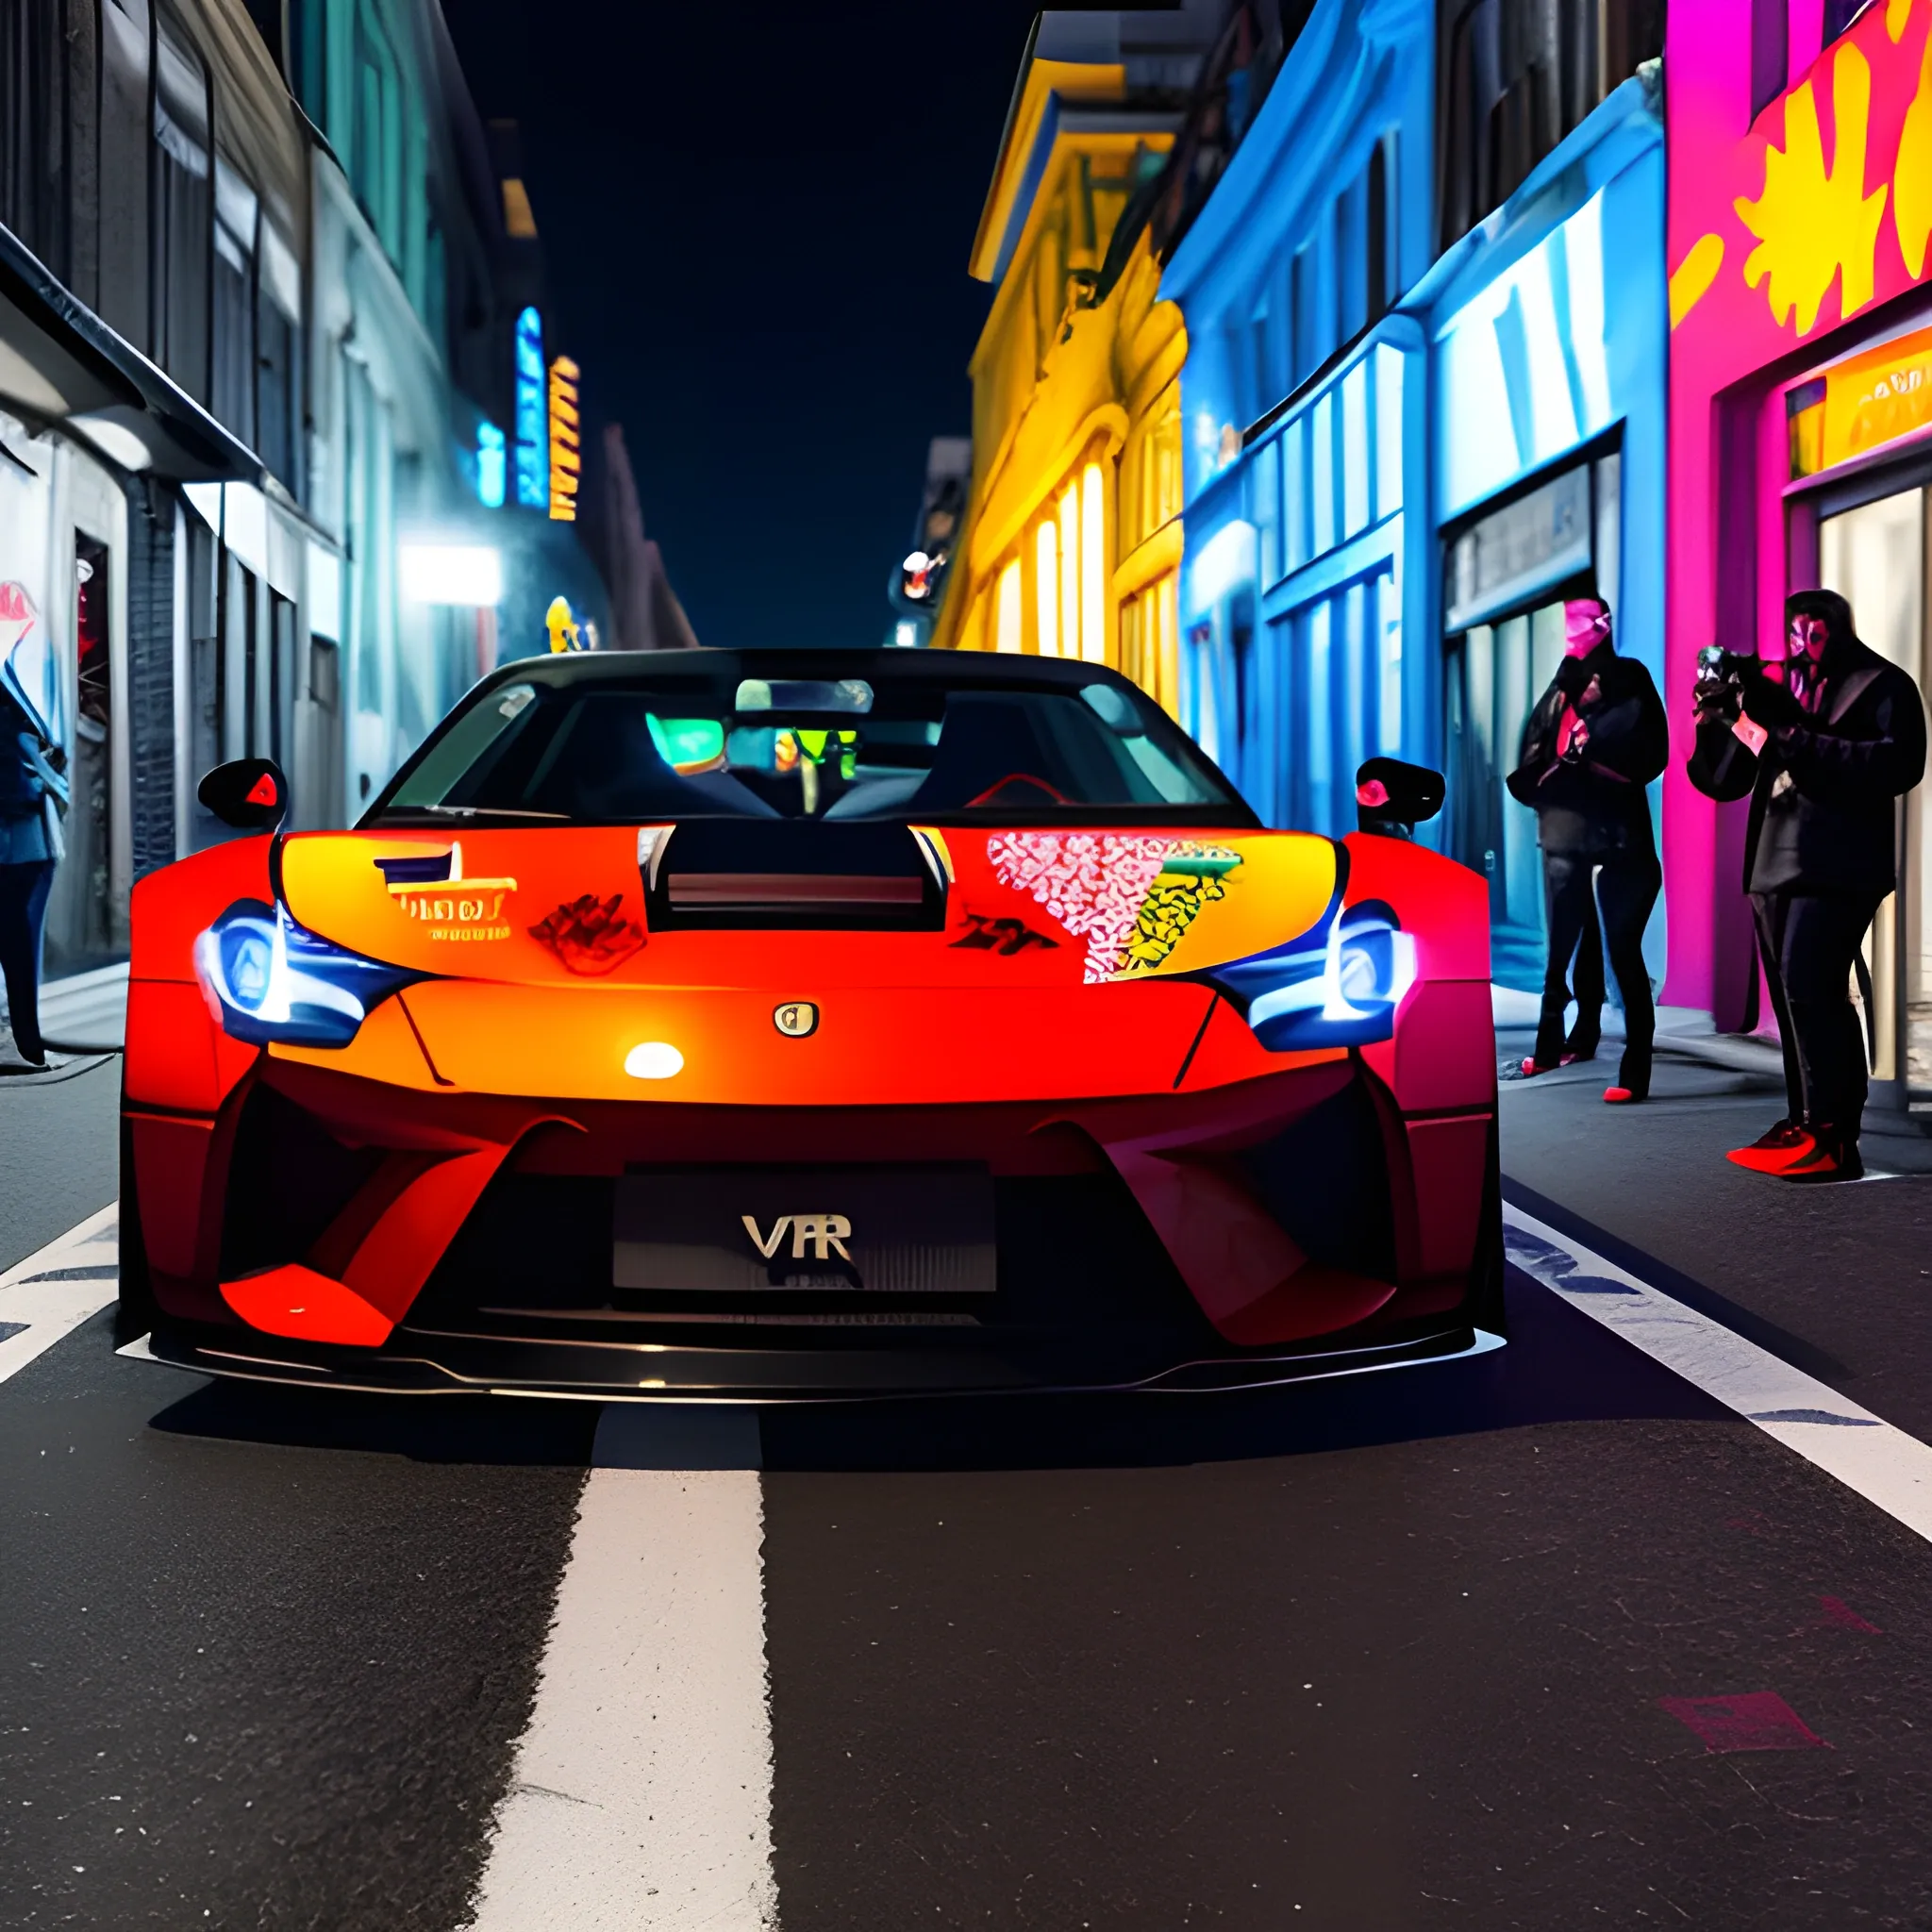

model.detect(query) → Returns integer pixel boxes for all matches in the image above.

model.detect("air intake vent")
[649,820,944,930]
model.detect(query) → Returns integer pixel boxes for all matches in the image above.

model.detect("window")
[153,17,212,402]
[994,561,1023,654]
[290,0,326,123]
[0,0,71,277]
[1035,522,1059,658]
[257,225,302,488]
[211,158,258,441]
[1080,464,1106,665]
[99,0,150,347]
[1437,0,1665,249]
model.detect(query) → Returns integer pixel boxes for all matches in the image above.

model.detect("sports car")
[121,649,1501,1399]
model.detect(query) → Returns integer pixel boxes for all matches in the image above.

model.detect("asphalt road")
[5,1055,1932,1929]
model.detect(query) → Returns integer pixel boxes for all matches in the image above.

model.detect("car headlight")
[1208,900,1417,1051]
[194,899,422,1048]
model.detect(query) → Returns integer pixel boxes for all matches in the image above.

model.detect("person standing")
[0,660,67,1069]
[1689,589,1926,1181]
[1507,596,1669,1103]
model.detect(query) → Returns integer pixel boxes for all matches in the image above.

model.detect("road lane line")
[1504,1200,1932,1543]
[0,1204,118,1387]
[465,1416,775,1931]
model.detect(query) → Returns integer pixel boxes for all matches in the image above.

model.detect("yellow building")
[930,10,1216,719]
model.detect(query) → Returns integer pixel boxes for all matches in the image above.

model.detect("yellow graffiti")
[1897,23,1932,275]
[1735,42,1889,334]
[1890,0,1914,42]
[1669,233,1725,328]
[1117,848,1241,974]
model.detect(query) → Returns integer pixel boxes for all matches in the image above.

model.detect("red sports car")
[120,650,1501,1398]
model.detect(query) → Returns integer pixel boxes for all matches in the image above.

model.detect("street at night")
[8,0,1932,1926]
[6,1047,1932,1928]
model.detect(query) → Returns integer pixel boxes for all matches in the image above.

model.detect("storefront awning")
[0,221,260,484]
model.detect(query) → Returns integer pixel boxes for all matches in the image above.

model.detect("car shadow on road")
[143,1266,1725,1472]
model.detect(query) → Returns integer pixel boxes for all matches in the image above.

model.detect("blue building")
[1410,69,1666,986]
[1161,0,1666,987]
[1160,0,1435,839]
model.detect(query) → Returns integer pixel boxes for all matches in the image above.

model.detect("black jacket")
[1688,635,1926,896]
[1506,643,1668,855]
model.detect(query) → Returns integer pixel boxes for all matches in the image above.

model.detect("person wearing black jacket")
[1507,597,1669,1103]
[1689,588,1926,1181]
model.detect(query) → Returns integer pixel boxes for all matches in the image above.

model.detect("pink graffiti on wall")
[1665,0,1932,1017]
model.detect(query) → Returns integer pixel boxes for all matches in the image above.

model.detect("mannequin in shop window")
[1507,595,1669,1104]
[1689,589,1926,1182]
[0,583,68,1071]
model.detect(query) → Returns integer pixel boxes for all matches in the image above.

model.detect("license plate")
[613,1167,995,1293]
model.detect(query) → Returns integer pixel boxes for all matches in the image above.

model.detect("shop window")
[153,17,212,403]
[60,536,115,972]
[1437,0,1665,251]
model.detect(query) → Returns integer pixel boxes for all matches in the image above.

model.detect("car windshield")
[369,661,1252,826]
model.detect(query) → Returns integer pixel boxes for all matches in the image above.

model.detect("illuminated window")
[995,560,1023,653]
[1058,485,1080,662]
[1035,522,1059,656]
[1081,463,1106,663]
[1378,561,1404,752]
[1375,345,1405,518]
[1310,394,1336,556]
[1341,360,1370,538]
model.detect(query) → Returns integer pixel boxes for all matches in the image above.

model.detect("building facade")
[927,3,1227,711]
[1417,60,1666,988]
[1159,0,1433,836]
[0,0,605,1035]
[1668,0,1932,1095]
[1159,0,1662,986]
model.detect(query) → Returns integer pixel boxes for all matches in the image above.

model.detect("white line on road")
[465,1409,776,1932]
[1505,1199,1932,1544]
[0,1203,118,1387]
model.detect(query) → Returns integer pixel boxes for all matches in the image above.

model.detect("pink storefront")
[1669,0,1932,1100]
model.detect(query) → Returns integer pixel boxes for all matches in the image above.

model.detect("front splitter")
[135,1319,1500,1402]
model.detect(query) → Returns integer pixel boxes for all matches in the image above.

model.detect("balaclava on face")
[1774,592,1851,711]
[1563,598,1612,658]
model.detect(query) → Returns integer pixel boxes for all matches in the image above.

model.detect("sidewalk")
[1499,1054,1932,1446]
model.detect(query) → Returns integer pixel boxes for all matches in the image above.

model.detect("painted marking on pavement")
[1505,1200,1932,1544]
[464,1407,775,1931]
[0,1204,117,1387]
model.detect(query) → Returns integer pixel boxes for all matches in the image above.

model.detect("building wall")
[1667,0,1932,1024]
[1159,0,1436,823]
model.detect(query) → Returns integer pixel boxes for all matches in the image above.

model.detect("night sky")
[444,0,1060,652]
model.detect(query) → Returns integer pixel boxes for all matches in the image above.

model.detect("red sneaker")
[1603,1086,1640,1104]
[1779,1133,1863,1183]
[1726,1120,1813,1174]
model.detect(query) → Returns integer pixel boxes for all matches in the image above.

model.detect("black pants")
[1535,847,1660,1094]
[1751,890,1885,1139]
[0,858,54,1063]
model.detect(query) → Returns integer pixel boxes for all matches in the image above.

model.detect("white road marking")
[0,1203,118,1386]
[465,1412,776,1931]
[1505,1199,1932,1543]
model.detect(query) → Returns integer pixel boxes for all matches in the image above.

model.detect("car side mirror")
[1355,758,1443,840]
[198,758,288,833]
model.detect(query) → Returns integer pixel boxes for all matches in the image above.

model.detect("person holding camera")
[1507,596,1669,1104]
[1689,589,1926,1181]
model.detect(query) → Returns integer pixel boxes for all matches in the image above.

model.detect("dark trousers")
[1535,847,1661,1095]
[0,858,54,1063]
[1751,890,1884,1139]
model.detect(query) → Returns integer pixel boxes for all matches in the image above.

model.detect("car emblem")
[774,1001,819,1038]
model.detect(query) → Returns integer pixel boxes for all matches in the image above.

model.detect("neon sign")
[475,421,506,509]
[514,308,546,508]
[548,356,580,523]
